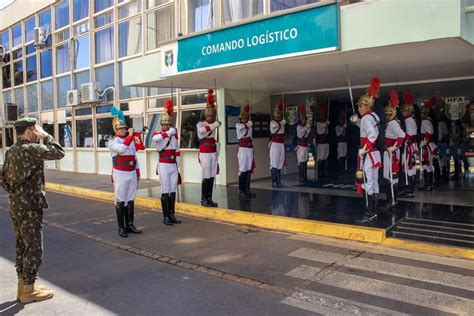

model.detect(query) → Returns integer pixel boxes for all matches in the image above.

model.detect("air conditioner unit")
[80,82,100,103]
[66,89,79,107]
[5,103,18,122]
[34,27,48,49]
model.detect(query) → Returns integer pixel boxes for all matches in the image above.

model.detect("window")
[95,64,114,100]
[75,70,90,88]
[74,35,90,69]
[73,0,89,22]
[223,0,263,24]
[95,0,113,12]
[0,31,9,51]
[119,62,142,99]
[73,21,89,36]
[118,1,142,19]
[12,48,22,60]
[96,104,113,114]
[57,75,71,108]
[13,61,23,86]
[6,127,14,147]
[3,90,12,104]
[2,64,11,88]
[148,87,171,96]
[39,9,51,29]
[147,5,175,50]
[96,117,114,147]
[148,97,175,109]
[14,88,25,116]
[181,92,207,105]
[56,29,70,42]
[55,1,70,29]
[26,43,36,55]
[187,0,215,33]
[271,0,320,12]
[76,119,93,147]
[40,49,53,78]
[12,24,22,47]
[42,123,55,137]
[59,121,73,147]
[56,43,70,74]
[76,107,92,115]
[118,16,142,57]
[95,12,113,28]
[145,112,177,147]
[41,80,54,110]
[26,55,37,82]
[25,16,36,42]
[180,109,204,149]
[95,27,114,63]
[148,0,171,8]
[26,84,38,112]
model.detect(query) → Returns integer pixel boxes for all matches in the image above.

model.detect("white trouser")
[238,147,253,173]
[199,152,218,179]
[362,152,380,195]
[113,169,137,204]
[296,146,309,163]
[158,162,178,194]
[269,142,285,169]
[383,150,400,184]
[317,143,329,161]
[337,142,347,159]
[422,142,438,173]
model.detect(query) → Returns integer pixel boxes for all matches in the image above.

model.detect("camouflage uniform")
[1,120,65,285]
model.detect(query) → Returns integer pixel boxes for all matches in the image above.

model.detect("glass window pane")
[42,123,55,137]
[148,97,175,109]
[119,1,142,19]
[26,43,36,55]
[119,62,142,99]
[56,43,70,74]
[76,107,92,115]
[40,49,53,78]
[3,90,12,104]
[147,0,171,9]
[118,16,142,57]
[41,80,54,110]
[73,22,89,36]
[96,104,113,114]
[180,109,204,149]
[95,64,114,101]
[74,35,90,69]
[6,127,14,147]
[95,27,114,63]
[13,61,23,86]
[271,0,320,12]
[95,0,113,12]
[13,48,22,60]
[73,0,89,22]
[14,87,25,116]
[27,84,38,112]
[57,75,71,108]
[97,117,114,147]
[181,92,207,105]
[223,0,263,24]
[146,112,176,147]
[55,1,70,29]
[76,119,93,147]
[39,9,51,28]
[59,121,73,147]
[12,24,22,47]
[95,12,113,28]
[0,31,10,51]
[75,70,90,88]
[26,55,37,82]
[25,16,36,42]
[148,87,171,96]
[55,29,70,42]
[2,64,11,88]
[188,0,215,33]
[147,5,175,50]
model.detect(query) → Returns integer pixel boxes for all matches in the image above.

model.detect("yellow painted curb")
[45,182,385,244]
[383,238,474,260]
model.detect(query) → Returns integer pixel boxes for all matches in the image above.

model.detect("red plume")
[207,89,216,107]
[164,99,173,116]
[389,90,399,107]
[208,89,214,95]
[427,96,437,109]
[403,92,415,105]
[277,98,285,111]
[368,77,381,97]
[243,103,251,113]
[299,104,306,114]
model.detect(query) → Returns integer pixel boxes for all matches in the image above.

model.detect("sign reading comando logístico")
[177,3,339,73]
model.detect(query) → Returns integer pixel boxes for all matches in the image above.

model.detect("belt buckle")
[129,161,133,166]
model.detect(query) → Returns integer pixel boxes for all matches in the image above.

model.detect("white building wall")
[0,0,54,30]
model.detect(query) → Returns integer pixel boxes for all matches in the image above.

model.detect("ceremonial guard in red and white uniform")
[382,91,405,209]
[420,97,438,191]
[316,104,329,177]
[269,99,286,188]
[152,100,182,225]
[236,102,256,200]
[335,110,347,174]
[197,89,221,207]
[351,78,381,223]
[401,92,418,198]
[296,105,311,182]
[437,107,450,180]
[109,108,142,237]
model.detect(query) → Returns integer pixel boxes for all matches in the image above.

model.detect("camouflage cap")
[14,117,37,127]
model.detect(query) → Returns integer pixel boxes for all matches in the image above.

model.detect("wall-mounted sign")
[160,42,178,77]
[178,3,338,73]
[445,96,468,121]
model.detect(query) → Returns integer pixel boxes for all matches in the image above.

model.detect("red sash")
[159,149,177,164]
[271,134,285,143]
[114,155,136,171]
[317,134,329,144]
[298,137,308,147]
[239,137,253,148]
[199,138,217,153]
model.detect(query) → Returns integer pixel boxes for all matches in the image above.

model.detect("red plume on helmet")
[277,98,285,111]
[165,99,173,117]
[426,96,437,109]
[368,77,381,98]
[403,92,415,105]
[243,102,251,113]
[299,104,306,115]
[207,89,216,107]
[389,90,399,107]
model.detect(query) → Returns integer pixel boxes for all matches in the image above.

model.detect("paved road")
[1,189,474,315]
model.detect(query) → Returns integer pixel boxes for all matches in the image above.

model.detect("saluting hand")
[128,128,134,135]
[34,124,48,140]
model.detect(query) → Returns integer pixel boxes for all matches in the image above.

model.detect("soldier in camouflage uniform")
[1,117,65,303]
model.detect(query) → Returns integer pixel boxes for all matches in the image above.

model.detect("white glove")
[421,140,427,147]
[306,124,311,129]
[213,121,221,129]
[167,128,176,136]
[350,114,359,125]
[281,119,286,125]
[387,145,397,153]
[358,146,368,157]
[326,121,330,126]
[247,121,253,128]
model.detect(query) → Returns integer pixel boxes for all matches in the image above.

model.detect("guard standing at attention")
[296,104,311,182]
[419,97,438,191]
[401,92,418,198]
[269,98,286,188]
[236,102,256,200]
[1,117,65,303]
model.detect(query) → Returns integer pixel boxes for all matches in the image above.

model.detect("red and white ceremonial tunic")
[236,121,254,174]
[360,112,381,195]
[383,120,405,184]
[269,120,286,169]
[316,122,329,161]
[296,124,311,163]
[109,135,139,205]
[197,120,218,179]
[335,124,347,159]
[421,118,438,172]
[152,128,180,194]
[403,117,418,176]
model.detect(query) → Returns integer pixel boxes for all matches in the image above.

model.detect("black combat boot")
[410,176,416,197]
[299,163,305,182]
[126,201,142,234]
[357,194,376,223]
[239,172,249,200]
[116,202,128,238]
[276,169,285,188]
[317,161,323,177]
[201,179,212,207]
[373,193,379,217]
[169,192,181,224]
[303,162,309,182]
[271,168,278,188]
[207,177,218,207]
[161,194,174,226]
[245,171,256,198]
[427,172,434,191]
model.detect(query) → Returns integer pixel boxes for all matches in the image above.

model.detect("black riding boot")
[126,201,142,234]
[169,192,181,224]
[271,168,278,188]
[207,177,218,207]
[201,179,212,207]
[419,171,428,191]
[116,202,128,237]
[427,172,434,191]
[276,169,285,188]
[161,194,174,226]
[245,171,256,198]
[373,193,379,217]
[299,163,305,182]
[303,162,309,182]
[410,176,416,197]
[239,172,249,200]
[357,194,376,223]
